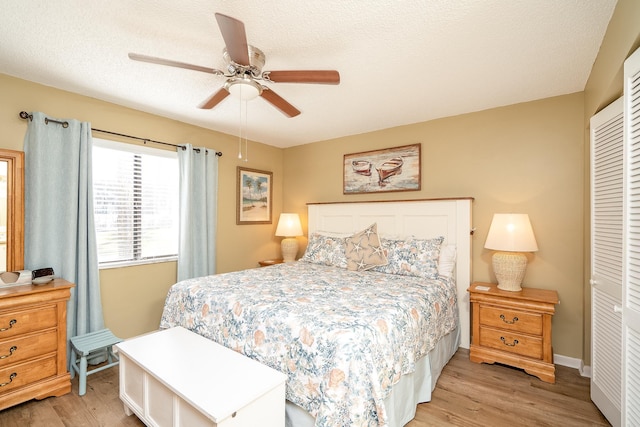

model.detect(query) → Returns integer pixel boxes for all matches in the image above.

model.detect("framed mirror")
[0,149,24,271]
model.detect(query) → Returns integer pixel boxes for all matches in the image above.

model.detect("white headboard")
[307,198,473,349]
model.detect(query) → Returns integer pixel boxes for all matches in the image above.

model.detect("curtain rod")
[18,111,222,157]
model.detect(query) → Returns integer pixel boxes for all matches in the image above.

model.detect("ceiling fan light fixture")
[226,78,262,101]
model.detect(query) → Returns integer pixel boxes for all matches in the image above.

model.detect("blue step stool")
[69,329,122,396]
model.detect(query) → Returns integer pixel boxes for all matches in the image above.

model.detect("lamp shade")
[484,213,538,252]
[275,213,303,237]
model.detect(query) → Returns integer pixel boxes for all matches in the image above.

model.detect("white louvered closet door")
[590,96,623,427]
[623,46,640,427]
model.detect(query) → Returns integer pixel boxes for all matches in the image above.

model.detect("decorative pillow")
[299,233,348,268]
[371,236,444,279]
[438,245,457,278]
[345,223,388,271]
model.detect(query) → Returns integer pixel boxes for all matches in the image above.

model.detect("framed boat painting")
[343,143,421,194]
[237,167,273,224]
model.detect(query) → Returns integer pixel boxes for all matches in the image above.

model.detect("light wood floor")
[0,349,609,427]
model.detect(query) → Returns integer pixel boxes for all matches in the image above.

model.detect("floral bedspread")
[160,261,458,427]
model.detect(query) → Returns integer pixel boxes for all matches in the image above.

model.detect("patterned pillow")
[299,233,348,268]
[345,223,388,271]
[371,236,444,279]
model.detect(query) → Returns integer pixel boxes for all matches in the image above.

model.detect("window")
[92,138,179,267]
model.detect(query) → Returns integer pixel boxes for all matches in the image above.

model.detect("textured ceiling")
[0,0,617,148]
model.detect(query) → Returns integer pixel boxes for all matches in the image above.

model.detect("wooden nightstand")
[258,259,284,267]
[468,282,559,383]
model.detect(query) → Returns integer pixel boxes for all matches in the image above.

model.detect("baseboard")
[554,353,591,378]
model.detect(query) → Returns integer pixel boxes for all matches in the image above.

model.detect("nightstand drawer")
[479,327,542,359]
[479,306,542,335]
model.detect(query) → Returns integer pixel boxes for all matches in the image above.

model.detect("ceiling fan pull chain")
[237,98,244,160]
[244,100,249,162]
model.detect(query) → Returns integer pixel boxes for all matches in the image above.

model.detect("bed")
[160,198,473,426]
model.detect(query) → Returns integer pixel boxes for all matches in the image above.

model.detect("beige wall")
[581,0,640,365]
[284,93,585,358]
[0,74,284,338]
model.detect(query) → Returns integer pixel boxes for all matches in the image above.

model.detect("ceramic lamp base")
[492,251,527,292]
[281,237,299,262]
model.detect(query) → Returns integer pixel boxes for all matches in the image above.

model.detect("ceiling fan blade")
[198,87,230,109]
[128,53,224,75]
[260,89,301,118]
[265,70,340,84]
[215,13,250,65]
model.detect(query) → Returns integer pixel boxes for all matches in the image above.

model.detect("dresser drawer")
[0,329,58,368]
[0,307,57,339]
[479,327,543,359]
[479,305,542,335]
[0,354,57,394]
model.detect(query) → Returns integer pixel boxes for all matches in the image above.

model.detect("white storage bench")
[114,326,287,427]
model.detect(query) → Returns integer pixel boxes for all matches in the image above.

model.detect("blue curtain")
[23,112,104,349]
[177,144,218,281]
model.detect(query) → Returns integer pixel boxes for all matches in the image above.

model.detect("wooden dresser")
[468,282,559,383]
[0,279,74,410]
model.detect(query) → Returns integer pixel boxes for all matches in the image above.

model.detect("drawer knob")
[500,314,519,324]
[0,346,17,360]
[500,336,519,347]
[0,372,16,387]
[0,319,17,332]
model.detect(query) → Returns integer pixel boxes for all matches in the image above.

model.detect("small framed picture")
[344,143,421,194]
[237,167,273,224]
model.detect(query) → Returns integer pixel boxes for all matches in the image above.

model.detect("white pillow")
[438,245,457,278]
[315,230,353,238]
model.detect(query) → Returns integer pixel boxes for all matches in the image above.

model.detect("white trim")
[553,353,590,377]
[98,255,177,270]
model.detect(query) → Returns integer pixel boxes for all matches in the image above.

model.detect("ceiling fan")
[128,13,340,118]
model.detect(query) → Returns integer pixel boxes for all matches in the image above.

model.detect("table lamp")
[484,213,538,291]
[275,213,303,262]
